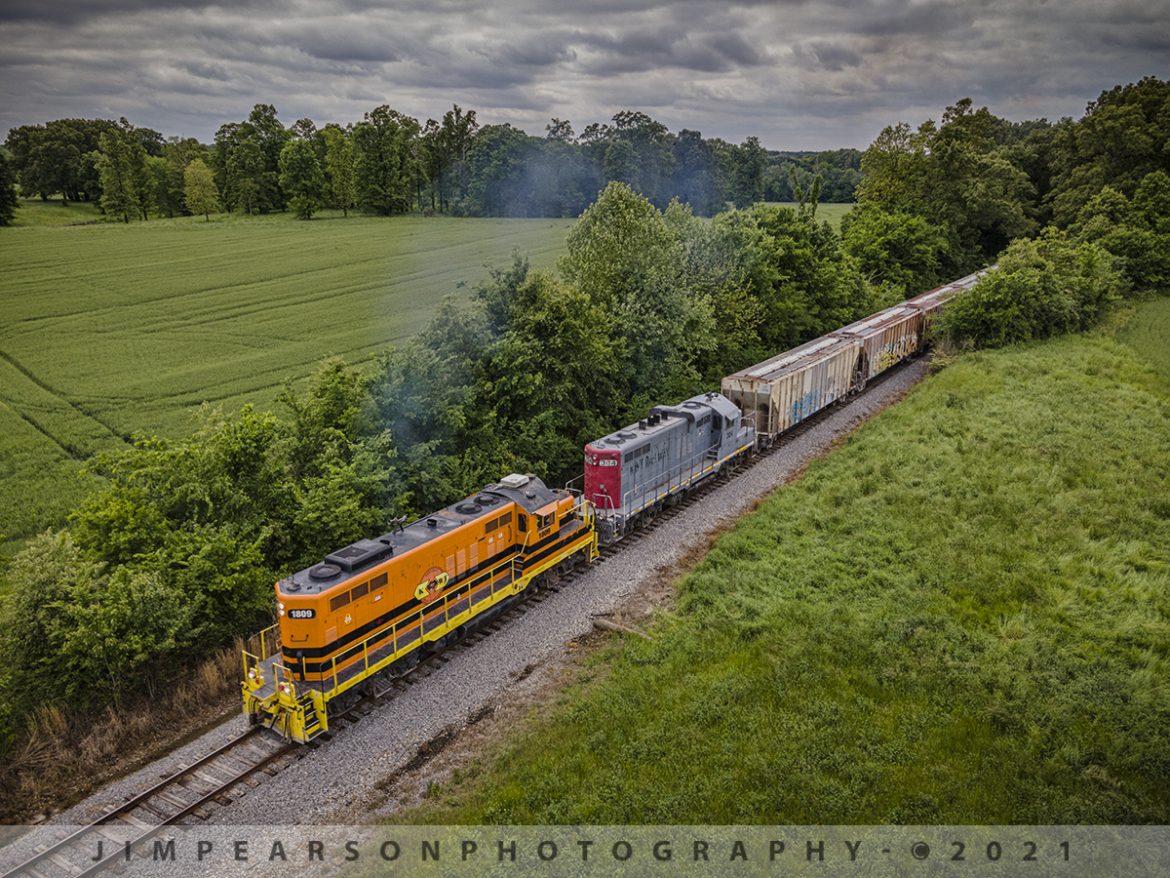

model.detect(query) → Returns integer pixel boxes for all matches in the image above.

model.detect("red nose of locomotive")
[583,443,622,512]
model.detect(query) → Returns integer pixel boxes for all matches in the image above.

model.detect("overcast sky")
[1,0,1166,150]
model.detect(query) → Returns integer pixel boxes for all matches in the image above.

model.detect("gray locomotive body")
[583,392,755,543]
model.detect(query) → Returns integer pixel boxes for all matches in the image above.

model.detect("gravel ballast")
[41,360,930,828]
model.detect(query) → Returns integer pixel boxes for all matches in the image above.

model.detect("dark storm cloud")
[845,0,973,37]
[574,28,771,74]
[0,0,272,24]
[0,0,1165,149]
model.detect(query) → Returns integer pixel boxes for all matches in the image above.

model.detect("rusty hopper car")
[904,268,992,330]
[242,474,597,742]
[832,304,926,383]
[725,268,995,443]
[583,391,755,543]
[721,333,863,444]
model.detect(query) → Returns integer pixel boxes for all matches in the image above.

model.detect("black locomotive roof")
[280,474,560,595]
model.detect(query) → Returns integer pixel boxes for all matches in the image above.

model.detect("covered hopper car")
[722,268,991,444]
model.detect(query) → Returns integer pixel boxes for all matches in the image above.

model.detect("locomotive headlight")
[277,602,285,610]
[279,608,286,617]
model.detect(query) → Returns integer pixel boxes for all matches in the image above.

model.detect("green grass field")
[0,213,573,550]
[10,197,105,227]
[402,303,1170,824]
[768,201,853,229]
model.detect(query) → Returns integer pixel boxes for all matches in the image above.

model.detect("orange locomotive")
[242,473,597,741]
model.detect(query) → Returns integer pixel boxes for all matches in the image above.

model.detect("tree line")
[0,105,859,225]
[846,77,1170,344]
[1,77,1167,767]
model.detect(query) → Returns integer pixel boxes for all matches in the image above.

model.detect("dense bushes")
[0,362,400,745]
[939,232,1123,348]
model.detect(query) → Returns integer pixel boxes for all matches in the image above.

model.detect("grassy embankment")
[403,298,1170,824]
[0,211,573,554]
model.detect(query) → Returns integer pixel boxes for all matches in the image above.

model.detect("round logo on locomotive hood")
[414,567,449,604]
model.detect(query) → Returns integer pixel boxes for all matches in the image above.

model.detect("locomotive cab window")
[518,515,527,532]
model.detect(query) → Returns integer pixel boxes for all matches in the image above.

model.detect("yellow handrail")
[313,512,595,699]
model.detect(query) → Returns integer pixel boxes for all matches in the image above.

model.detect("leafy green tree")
[163,136,210,170]
[92,119,151,222]
[546,118,574,142]
[0,532,104,708]
[841,203,949,298]
[212,105,289,214]
[422,104,478,212]
[370,298,497,510]
[246,103,291,211]
[481,271,622,473]
[278,138,325,219]
[857,99,1035,273]
[183,158,220,221]
[561,180,679,305]
[1071,171,1170,293]
[727,136,767,207]
[354,105,423,214]
[1047,77,1170,227]
[663,199,766,380]
[0,152,18,225]
[670,129,721,215]
[4,118,115,203]
[146,155,184,218]
[710,202,874,351]
[61,567,188,705]
[321,125,357,216]
[225,137,265,214]
[939,230,1123,348]
[581,111,676,206]
[461,124,539,216]
[560,182,710,402]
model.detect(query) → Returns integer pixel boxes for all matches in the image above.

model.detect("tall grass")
[404,322,1170,824]
[0,645,242,820]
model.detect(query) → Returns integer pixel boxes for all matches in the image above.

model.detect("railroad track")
[2,358,923,878]
[0,727,293,878]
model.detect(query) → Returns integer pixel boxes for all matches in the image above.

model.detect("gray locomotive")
[583,392,756,543]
